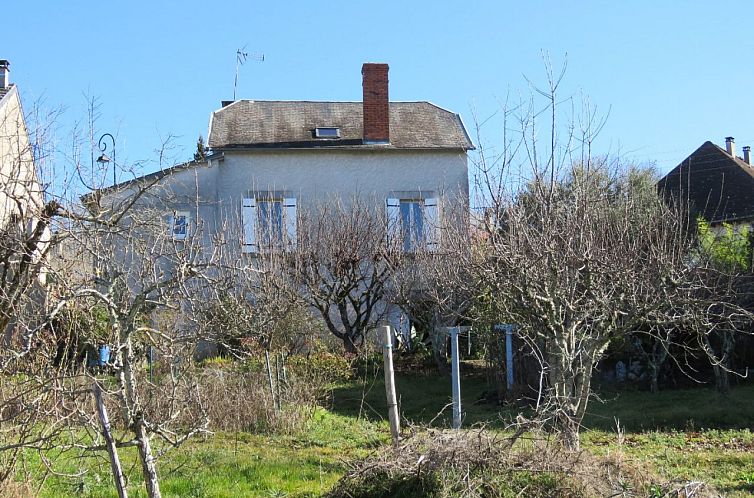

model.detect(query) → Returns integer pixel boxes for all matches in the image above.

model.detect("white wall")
[0,87,41,227]
[104,147,469,258]
[213,148,468,219]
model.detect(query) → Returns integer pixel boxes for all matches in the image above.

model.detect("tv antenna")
[234,46,264,100]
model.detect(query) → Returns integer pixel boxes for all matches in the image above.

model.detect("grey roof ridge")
[417,101,476,151]
[211,99,450,110]
[664,140,754,182]
[707,140,754,177]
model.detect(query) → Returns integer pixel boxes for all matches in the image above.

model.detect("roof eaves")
[85,152,223,198]
[455,113,475,151]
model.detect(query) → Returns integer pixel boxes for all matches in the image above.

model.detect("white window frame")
[386,196,439,252]
[170,210,190,241]
[242,196,297,253]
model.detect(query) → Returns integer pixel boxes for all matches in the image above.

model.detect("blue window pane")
[258,200,283,246]
[173,215,187,236]
[400,201,424,251]
[413,202,423,244]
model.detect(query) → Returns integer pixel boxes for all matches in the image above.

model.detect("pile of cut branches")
[327,428,719,498]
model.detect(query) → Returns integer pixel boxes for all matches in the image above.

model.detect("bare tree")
[56,160,218,497]
[290,198,401,352]
[443,59,749,450]
[0,87,222,496]
[196,243,305,357]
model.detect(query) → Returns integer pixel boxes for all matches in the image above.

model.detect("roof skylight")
[314,127,340,138]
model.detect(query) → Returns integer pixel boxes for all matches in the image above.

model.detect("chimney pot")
[725,136,736,157]
[0,60,9,89]
[744,146,751,166]
[362,63,390,144]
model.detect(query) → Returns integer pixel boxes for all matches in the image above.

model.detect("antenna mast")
[234,46,264,100]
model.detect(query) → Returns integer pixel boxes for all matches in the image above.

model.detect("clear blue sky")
[5,0,754,177]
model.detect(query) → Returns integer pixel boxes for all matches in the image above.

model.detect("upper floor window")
[386,197,439,252]
[314,127,340,139]
[170,211,190,241]
[258,199,284,247]
[242,197,297,253]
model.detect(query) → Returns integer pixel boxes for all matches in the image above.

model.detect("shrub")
[287,351,355,385]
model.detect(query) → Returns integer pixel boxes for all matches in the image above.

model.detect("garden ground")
[12,369,754,497]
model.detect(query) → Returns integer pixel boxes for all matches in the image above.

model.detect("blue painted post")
[450,326,462,429]
[98,345,111,367]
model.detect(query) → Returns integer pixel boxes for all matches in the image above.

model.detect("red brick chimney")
[362,63,389,144]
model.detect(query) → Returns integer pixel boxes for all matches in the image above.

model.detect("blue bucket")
[98,345,111,366]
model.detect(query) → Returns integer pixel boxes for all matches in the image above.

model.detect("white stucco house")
[96,62,473,339]
[0,60,45,234]
[0,60,52,343]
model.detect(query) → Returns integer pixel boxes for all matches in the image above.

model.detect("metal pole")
[506,325,514,391]
[450,326,462,429]
[97,133,116,186]
[382,325,400,445]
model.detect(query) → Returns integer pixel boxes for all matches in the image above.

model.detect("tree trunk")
[557,417,581,451]
[120,337,162,498]
[134,414,161,498]
[707,331,734,395]
[648,336,669,394]
[343,335,358,354]
[93,382,128,498]
[713,363,730,395]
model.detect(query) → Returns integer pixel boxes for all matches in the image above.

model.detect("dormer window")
[314,127,340,139]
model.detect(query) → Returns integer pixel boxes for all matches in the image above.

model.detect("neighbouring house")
[0,59,51,343]
[658,137,754,229]
[94,62,474,339]
[0,59,45,232]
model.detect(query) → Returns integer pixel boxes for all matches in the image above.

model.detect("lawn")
[10,370,754,497]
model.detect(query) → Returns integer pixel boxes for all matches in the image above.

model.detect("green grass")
[583,429,754,497]
[329,366,503,427]
[10,371,754,497]
[25,410,382,498]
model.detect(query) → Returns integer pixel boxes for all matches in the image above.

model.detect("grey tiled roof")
[659,141,754,223]
[208,101,474,150]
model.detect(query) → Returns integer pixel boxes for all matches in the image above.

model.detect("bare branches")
[290,197,401,352]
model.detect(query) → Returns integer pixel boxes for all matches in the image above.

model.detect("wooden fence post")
[381,325,400,445]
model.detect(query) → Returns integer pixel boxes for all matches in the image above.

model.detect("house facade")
[0,60,44,231]
[0,60,51,343]
[98,63,473,338]
[160,64,472,254]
